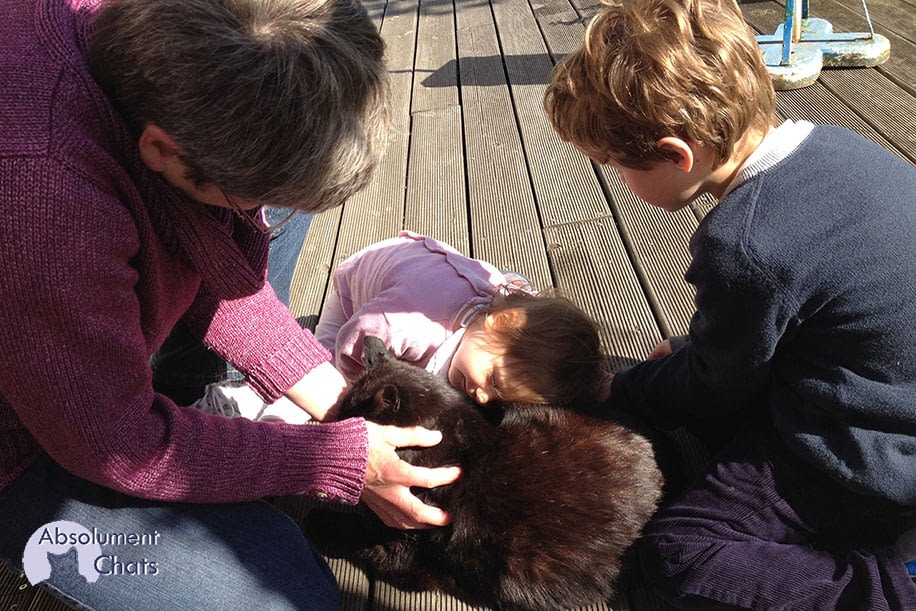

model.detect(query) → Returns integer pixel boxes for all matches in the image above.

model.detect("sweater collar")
[721,119,816,199]
[147,178,270,300]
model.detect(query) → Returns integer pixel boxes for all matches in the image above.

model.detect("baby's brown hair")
[483,290,604,407]
[544,0,775,169]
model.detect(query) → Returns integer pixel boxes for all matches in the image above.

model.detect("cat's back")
[448,405,662,608]
[468,405,660,532]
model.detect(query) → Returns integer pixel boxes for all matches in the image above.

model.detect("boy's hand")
[597,371,614,403]
[647,339,673,360]
[361,422,462,529]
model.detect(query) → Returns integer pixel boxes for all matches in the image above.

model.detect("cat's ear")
[363,336,390,371]
[374,385,401,412]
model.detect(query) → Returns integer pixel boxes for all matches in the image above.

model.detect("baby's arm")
[328,305,422,380]
[314,289,349,353]
[322,293,449,382]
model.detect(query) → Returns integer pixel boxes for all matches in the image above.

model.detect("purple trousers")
[639,426,916,610]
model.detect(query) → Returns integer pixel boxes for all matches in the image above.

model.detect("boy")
[544,0,916,608]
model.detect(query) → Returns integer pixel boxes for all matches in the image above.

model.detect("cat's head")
[337,336,476,430]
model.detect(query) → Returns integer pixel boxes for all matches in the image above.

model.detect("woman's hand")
[361,422,462,529]
[284,361,349,422]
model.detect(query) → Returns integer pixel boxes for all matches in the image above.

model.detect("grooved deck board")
[544,218,662,370]
[405,0,469,251]
[816,70,916,162]
[289,207,342,332]
[0,566,42,610]
[599,170,698,339]
[330,0,419,268]
[405,106,470,252]
[493,0,610,228]
[456,1,552,286]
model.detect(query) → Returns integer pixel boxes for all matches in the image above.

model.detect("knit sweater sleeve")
[0,159,367,503]
[182,278,333,403]
[611,199,797,426]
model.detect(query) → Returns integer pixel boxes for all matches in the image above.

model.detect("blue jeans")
[0,454,338,610]
[151,209,312,404]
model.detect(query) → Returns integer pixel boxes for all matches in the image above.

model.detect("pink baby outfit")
[316,232,508,381]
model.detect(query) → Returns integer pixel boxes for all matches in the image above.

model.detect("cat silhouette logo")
[22,520,102,585]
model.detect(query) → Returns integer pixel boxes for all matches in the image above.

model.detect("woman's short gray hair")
[89,0,390,211]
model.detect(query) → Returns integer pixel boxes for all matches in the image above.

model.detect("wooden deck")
[3,0,914,609]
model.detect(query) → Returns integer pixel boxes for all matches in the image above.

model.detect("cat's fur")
[316,336,663,610]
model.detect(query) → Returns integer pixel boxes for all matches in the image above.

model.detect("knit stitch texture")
[0,0,368,503]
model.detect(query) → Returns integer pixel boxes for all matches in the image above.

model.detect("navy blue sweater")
[612,126,916,505]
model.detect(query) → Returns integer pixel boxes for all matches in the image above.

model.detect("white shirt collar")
[720,119,816,198]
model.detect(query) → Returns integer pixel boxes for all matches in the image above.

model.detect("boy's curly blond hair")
[544,0,775,169]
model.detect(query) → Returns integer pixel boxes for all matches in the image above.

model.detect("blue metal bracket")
[755,0,890,90]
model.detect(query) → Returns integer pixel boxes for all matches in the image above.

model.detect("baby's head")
[544,0,774,173]
[447,291,603,407]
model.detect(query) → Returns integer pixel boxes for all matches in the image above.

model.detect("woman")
[0,0,458,608]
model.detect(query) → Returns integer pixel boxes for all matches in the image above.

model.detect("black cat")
[316,336,663,610]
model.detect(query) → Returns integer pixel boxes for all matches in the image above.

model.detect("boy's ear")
[655,137,695,173]
[138,124,185,173]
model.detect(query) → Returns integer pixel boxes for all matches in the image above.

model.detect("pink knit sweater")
[0,0,368,503]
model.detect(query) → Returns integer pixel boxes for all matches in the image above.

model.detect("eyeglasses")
[218,187,298,235]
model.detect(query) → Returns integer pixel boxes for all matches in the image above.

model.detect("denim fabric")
[639,425,916,610]
[151,209,312,405]
[264,208,312,308]
[0,454,338,611]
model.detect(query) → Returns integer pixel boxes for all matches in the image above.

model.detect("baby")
[315,231,604,407]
